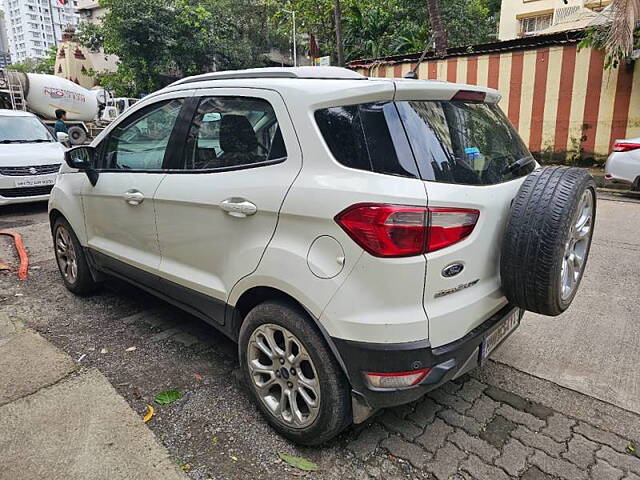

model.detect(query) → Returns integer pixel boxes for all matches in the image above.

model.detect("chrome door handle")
[220,198,257,218]
[123,190,145,206]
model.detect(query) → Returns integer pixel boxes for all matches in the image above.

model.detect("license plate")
[14,175,56,188]
[481,309,520,360]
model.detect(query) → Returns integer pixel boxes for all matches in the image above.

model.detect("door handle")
[220,198,257,218]
[123,190,145,206]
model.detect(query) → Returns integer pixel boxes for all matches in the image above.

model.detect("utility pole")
[334,0,344,66]
[283,9,297,67]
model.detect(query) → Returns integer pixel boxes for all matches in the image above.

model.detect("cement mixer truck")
[0,70,115,145]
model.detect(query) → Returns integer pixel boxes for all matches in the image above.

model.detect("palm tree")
[426,0,448,56]
[606,0,639,58]
[334,0,345,66]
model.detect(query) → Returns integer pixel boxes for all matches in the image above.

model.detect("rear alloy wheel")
[501,167,596,316]
[247,324,321,428]
[239,300,351,445]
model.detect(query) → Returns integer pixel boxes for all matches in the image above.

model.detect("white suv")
[49,67,596,444]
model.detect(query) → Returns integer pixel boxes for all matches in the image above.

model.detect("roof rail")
[169,66,367,87]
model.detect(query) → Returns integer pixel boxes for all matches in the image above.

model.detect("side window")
[314,102,419,178]
[181,96,287,170]
[100,99,183,171]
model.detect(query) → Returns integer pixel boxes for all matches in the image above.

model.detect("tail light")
[612,142,640,152]
[335,203,479,257]
[364,368,431,389]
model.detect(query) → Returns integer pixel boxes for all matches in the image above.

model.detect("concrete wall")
[353,42,640,164]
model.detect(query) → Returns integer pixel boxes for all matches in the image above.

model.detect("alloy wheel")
[560,189,593,300]
[55,226,78,284]
[247,324,321,429]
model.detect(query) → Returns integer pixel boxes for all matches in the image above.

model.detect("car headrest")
[220,115,258,154]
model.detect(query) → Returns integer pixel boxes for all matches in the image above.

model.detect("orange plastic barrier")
[0,230,29,280]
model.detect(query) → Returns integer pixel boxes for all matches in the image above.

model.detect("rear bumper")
[332,304,523,410]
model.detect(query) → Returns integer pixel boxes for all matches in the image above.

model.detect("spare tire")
[501,166,596,316]
[68,125,88,145]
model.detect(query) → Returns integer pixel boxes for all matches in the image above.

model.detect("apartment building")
[0,9,10,66]
[75,0,105,25]
[2,0,79,62]
[499,0,611,40]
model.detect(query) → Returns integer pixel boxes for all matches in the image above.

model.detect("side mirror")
[65,145,94,169]
[65,146,99,186]
[56,132,69,143]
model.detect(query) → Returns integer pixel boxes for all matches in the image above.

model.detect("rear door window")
[395,101,534,185]
[180,96,286,170]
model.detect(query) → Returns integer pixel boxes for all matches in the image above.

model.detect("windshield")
[0,116,55,143]
[395,101,535,185]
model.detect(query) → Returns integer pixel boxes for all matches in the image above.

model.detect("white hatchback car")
[0,109,67,206]
[49,67,596,444]
[605,138,640,191]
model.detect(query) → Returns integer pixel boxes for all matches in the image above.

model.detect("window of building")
[520,14,553,35]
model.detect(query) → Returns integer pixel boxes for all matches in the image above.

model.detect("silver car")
[605,138,640,191]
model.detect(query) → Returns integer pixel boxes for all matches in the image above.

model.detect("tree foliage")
[579,1,639,71]
[79,0,500,95]
[8,45,58,74]
[80,0,273,96]
[270,0,500,62]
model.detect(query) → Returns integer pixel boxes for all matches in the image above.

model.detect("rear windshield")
[315,100,534,186]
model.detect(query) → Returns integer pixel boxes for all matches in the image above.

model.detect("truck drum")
[500,166,596,316]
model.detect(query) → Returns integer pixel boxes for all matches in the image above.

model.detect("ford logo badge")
[442,263,464,278]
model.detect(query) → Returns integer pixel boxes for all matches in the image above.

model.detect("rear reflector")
[612,142,640,152]
[452,90,486,103]
[335,204,479,257]
[364,368,431,389]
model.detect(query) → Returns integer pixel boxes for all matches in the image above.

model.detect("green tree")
[79,0,274,96]
[8,45,58,75]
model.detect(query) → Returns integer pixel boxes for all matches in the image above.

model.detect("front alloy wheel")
[55,225,78,284]
[247,324,321,428]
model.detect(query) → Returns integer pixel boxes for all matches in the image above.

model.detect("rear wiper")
[502,156,535,175]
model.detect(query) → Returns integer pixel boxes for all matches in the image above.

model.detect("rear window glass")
[396,101,534,185]
[314,102,419,178]
[315,100,534,186]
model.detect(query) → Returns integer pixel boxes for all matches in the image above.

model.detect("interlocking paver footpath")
[343,369,640,480]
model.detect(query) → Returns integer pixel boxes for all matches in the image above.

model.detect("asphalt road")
[1,193,640,480]
[494,196,640,415]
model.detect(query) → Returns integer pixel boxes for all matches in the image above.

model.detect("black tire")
[52,217,100,295]
[501,167,596,316]
[67,126,88,145]
[238,300,352,445]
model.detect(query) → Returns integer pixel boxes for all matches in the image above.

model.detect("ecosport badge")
[434,279,479,298]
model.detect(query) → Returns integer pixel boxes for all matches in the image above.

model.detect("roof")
[347,29,588,68]
[0,109,36,117]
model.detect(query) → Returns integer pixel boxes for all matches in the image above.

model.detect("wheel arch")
[230,285,352,384]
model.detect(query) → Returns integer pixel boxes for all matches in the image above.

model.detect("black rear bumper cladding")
[332,304,523,410]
